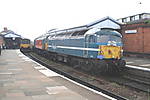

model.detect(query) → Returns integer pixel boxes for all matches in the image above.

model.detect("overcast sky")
[0,0,149,40]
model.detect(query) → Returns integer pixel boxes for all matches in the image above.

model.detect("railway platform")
[0,50,113,100]
[124,56,150,71]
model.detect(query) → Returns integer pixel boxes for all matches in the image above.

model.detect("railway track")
[22,51,127,100]
[22,51,150,99]
[105,74,150,93]
[121,67,150,93]
[101,66,150,93]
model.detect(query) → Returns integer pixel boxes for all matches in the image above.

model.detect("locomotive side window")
[88,35,96,43]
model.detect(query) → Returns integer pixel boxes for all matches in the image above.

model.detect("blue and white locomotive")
[34,29,125,73]
[34,17,126,74]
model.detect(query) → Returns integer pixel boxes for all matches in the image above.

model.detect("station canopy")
[87,16,121,29]
[4,33,21,38]
[47,16,121,35]
[2,30,21,38]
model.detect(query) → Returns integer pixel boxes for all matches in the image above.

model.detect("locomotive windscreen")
[97,35,122,43]
[95,30,122,46]
[21,39,30,44]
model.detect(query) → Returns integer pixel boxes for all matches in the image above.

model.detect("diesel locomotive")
[20,38,31,52]
[33,27,125,74]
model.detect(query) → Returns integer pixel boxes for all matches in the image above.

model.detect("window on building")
[127,17,130,22]
[122,18,127,22]
[135,15,139,20]
[130,16,135,21]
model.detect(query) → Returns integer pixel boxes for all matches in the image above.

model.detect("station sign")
[125,30,137,34]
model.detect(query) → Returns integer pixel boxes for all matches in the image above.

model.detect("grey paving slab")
[0,92,6,98]
[6,92,25,97]
[0,50,111,100]
[1,96,33,100]
[32,95,55,100]
[24,90,47,96]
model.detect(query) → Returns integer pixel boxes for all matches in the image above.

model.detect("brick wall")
[143,27,150,53]
[121,23,150,54]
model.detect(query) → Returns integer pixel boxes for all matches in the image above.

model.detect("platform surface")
[124,56,150,70]
[0,50,113,100]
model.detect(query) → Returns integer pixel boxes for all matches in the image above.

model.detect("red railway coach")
[0,35,4,55]
[0,35,3,46]
[35,39,43,49]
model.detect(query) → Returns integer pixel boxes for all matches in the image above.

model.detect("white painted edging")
[126,65,150,72]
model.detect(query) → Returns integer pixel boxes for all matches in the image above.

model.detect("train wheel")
[80,59,92,72]
[117,60,126,73]
[92,60,108,75]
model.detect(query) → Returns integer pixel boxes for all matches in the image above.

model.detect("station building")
[118,13,150,54]
[0,27,22,49]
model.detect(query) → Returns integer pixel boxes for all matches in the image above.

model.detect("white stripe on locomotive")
[48,45,99,51]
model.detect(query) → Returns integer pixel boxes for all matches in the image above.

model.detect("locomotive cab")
[96,30,123,60]
[84,28,123,60]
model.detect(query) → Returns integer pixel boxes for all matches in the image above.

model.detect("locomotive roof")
[95,30,122,37]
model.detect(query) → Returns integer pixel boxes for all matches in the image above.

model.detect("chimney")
[4,27,8,31]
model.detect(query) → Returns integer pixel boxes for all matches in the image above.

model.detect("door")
[84,35,89,57]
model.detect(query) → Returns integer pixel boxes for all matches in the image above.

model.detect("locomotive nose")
[98,45,121,59]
